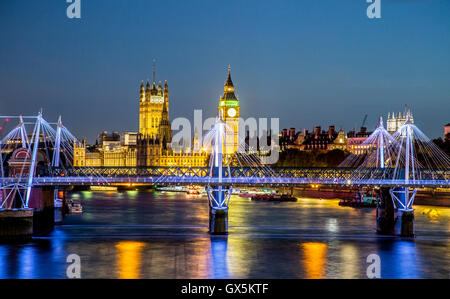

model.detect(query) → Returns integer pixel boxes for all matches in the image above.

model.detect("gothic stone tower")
[139,79,172,145]
[387,109,414,134]
[218,66,240,154]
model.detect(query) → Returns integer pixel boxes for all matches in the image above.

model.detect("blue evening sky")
[0,0,449,142]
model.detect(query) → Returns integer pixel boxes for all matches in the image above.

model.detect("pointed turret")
[224,65,234,92]
[163,80,169,119]
[164,80,169,95]
[220,65,238,102]
[405,110,413,124]
[159,89,172,147]
[145,79,151,100]
[139,80,145,102]
[151,81,157,95]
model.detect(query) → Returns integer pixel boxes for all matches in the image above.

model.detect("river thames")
[0,191,449,279]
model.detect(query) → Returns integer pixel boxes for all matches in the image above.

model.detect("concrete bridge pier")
[395,209,415,237]
[0,188,35,241]
[0,209,34,241]
[392,188,415,237]
[209,207,228,235]
[0,187,60,240]
[377,187,415,237]
[28,186,55,235]
[377,187,396,235]
[207,184,231,235]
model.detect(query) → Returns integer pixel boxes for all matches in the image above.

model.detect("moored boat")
[339,191,378,208]
[251,194,297,202]
[186,185,201,195]
[67,200,83,214]
[90,186,118,192]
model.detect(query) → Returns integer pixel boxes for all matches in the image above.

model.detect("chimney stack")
[328,126,335,139]
[289,128,295,141]
[315,126,321,139]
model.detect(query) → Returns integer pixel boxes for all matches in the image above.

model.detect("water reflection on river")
[0,190,449,279]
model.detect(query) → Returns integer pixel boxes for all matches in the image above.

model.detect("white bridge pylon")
[0,112,104,209]
[203,112,233,210]
[340,116,399,173]
[341,113,450,211]
[390,112,450,210]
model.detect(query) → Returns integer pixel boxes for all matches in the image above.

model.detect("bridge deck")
[1,167,448,188]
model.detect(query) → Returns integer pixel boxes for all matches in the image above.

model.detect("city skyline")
[1,0,449,142]
[1,1,450,282]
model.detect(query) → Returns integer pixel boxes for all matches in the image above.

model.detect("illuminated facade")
[444,123,450,142]
[387,110,414,134]
[279,126,347,152]
[219,66,240,154]
[73,133,137,167]
[139,79,172,144]
[74,67,241,168]
[136,134,208,167]
[136,74,208,167]
[346,127,372,155]
[329,129,347,151]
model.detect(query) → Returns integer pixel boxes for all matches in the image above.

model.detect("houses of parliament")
[73,67,240,167]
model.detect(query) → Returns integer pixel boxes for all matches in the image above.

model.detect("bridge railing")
[39,166,450,181]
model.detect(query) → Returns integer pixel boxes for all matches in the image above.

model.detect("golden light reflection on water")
[420,208,441,219]
[302,242,327,279]
[115,241,146,279]
[415,205,450,225]
[125,190,138,199]
[340,244,359,278]
[225,237,252,278]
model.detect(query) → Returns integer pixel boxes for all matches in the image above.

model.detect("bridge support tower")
[377,187,416,237]
[206,114,232,235]
[207,183,232,235]
[390,187,416,237]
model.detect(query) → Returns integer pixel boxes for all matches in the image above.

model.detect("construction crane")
[361,114,368,129]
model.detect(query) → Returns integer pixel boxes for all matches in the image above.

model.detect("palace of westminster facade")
[73,65,416,167]
[73,68,240,167]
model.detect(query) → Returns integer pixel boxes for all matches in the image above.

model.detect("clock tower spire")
[218,65,240,154]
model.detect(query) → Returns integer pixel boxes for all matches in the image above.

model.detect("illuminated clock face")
[227,108,237,117]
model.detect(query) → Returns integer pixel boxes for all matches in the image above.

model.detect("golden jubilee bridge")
[1,112,449,237]
[21,165,449,188]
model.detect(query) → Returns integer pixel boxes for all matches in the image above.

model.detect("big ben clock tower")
[218,65,240,154]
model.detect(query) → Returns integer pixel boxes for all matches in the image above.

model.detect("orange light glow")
[115,241,146,279]
[302,242,327,279]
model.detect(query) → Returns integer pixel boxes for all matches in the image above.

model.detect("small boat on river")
[251,194,297,202]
